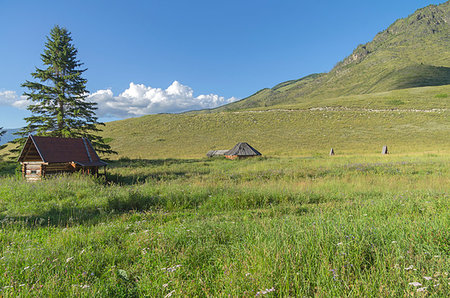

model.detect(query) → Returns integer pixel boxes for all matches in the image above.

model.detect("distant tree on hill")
[0,127,6,153]
[12,25,116,155]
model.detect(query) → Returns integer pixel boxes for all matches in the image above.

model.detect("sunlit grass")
[96,85,450,160]
[0,154,448,296]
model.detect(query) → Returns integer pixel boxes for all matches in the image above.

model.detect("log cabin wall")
[45,162,76,173]
[22,161,100,181]
[23,162,44,182]
[22,143,42,162]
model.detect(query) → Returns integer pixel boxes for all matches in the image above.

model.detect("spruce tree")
[14,25,115,155]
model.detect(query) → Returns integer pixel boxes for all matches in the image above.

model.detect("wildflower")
[66,257,74,263]
[163,283,169,288]
[416,287,427,292]
[80,249,85,254]
[255,287,275,296]
[165,290,175,298]
[81,285,90,289]
[409,282,422,287]
[163,265,182,272]
[423,276,432,280]
[404,265,414,271]
[434,284,440,287]
[337,242,343,246]
[24,266,30,270]
[245,273,251,277]
[391,241,397,244]
[329,269,338,280]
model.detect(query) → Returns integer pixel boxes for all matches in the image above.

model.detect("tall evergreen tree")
[14,25,115,154]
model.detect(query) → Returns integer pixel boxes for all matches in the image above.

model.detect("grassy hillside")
[99,85,449,159]
[217,1,450,111]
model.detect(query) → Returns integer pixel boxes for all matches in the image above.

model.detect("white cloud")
[0,90,29,109]
[0,81,238,119]
[88,81,238,118]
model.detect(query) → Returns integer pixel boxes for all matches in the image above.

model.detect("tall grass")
[0,154,448,296]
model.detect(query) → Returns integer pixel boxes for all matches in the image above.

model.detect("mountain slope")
[94,85,450,159]
[216,1,450,111]
[0,129,19,146]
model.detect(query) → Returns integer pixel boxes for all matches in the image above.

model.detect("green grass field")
[0,153,448,296]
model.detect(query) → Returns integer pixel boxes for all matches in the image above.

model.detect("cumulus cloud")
[88,81,238,118]
[0,81,238,119]
[0,90,29,109]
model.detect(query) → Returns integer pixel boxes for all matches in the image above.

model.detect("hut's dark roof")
[18,135,107,166]
[225,142,262,156]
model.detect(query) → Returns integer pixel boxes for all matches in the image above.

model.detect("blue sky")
[0,0,446,128]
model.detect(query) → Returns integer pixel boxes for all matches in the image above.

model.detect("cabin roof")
[225,142,262,156]
[206,150,229,157]
[18,135,107,166]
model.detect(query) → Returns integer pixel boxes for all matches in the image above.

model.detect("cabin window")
[31,170,37,174]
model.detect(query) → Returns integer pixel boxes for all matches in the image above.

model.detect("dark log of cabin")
[18,135,107,181]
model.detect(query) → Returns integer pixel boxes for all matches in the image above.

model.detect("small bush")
[435,93,448,98]
[386,99,405,105]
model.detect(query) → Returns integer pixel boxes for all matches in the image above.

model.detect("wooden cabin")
[224,142,262,160]
[18,135,107,181]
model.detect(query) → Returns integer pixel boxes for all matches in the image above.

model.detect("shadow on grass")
[0,189,323,229]
[105,171,191,185]
[0,161,17,176]
[110,158,207,168]
[105,158,211,185]
[0,193,165,229]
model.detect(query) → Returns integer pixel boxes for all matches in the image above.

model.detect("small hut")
[206,150,229,158]
[224,142,262,160]
[18,135,107,181]
[382,145,389,154]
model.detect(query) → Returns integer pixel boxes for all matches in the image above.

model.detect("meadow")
[1,3,448,296]
[99,85,450,160]
[0,153,448,296]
